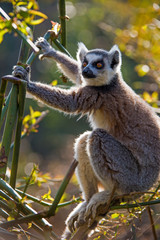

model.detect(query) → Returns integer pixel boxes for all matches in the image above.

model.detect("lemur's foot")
[84,192,111,224]
[35,37,56,60]
[12,65,30,80]
[66,201,87,233]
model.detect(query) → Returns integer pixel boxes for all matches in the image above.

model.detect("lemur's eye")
[82,62,88,68]
[96,62,103,68]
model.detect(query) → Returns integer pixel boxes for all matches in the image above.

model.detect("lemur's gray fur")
[12,38,160,239]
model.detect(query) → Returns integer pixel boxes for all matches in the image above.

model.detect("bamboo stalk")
[0,89,11,129]
[0,85,18,179]
[0,190,47,236]
[47,159,78,217]
[10,81,27,189]
[0,208,9,219]
[10,27,33,188]
[0,178,52,230]
[147,206,158,240]
[0,80,7,120]
[18,40,30,64]
[53,39,72,57]
[59,0,66,47]
[0,210,48,229]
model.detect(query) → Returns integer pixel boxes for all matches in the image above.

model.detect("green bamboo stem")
[47,159,78,217]
[0,191,45,235]
[18,41,30,63]
[0,178,52,230]
[0,208,9,219]
[110,199,160,211]
[10,81,27,189]
[2,197,160,230]
[0,90,11,129]
[16,188,81,208]
[0,210,48,229]
[53,39,72,57]
[0,85,18,179]
[147,206,158,240]
[0,189,12,201]
[59,0,66,47]
[0,191,47,236]
[0,199,12,213]
[0,80,7,120]
[22,165,37,199]
[10,39,30,189]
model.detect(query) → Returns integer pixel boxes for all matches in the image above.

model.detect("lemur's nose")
[82,67,96,78]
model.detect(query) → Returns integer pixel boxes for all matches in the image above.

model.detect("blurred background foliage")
[0,0,160,238]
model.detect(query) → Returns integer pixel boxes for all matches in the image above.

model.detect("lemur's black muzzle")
[82,67,96,78]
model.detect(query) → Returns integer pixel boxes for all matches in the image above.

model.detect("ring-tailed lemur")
[12,38,160,239]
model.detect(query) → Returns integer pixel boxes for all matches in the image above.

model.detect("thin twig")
[16,188,81,208]
[147,206,158,240]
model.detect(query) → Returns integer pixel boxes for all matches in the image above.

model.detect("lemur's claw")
[12,65,30,80]
[35,37,55,60]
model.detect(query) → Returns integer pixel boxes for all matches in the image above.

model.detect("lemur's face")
[77,43,122,86]
[81,51,109,86]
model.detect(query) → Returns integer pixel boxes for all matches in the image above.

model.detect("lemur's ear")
[108,45,122,71]
[77,42,88,62]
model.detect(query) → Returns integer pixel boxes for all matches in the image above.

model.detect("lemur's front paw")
[12,65,30,81]
[35,37,55,60]
[66,202,87,232]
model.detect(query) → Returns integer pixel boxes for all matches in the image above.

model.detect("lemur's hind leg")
[84,128,142,222]
[75,131,99,201]
[65,131,98,233]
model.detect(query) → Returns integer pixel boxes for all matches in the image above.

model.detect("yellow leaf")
[7,215,15,221]
[27,2,33,9]
[111,213,120,219]
[152,91,158,101]
[0,29,8,43]
[32,111,41,118]
[29,18,45,25]
[143,92,152,103]
[17,2,27,6]
[51,80,58,86]
[28,222,32,229]
[28,10,48,19]
[23,115,30,124]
